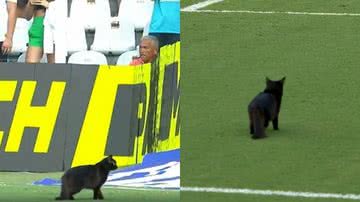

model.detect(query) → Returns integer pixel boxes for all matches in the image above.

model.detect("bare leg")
[46,44,55,63]
[47,53,55,63]
[26,46,43,63]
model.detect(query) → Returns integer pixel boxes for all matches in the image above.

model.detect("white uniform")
[43,0,68,63]
[0,0,17,42]
[43,1,56,54]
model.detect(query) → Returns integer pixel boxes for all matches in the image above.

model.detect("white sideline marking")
[181,187,360,200]
[181,9,360,17]
[181,0,224,12]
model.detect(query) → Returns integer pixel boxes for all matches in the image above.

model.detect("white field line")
[181,187,360,200]
[181,9,360,17]
[181,0,224,12]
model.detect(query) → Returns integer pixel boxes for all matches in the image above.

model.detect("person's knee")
[26,47,43,63]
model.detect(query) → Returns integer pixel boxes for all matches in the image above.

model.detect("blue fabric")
[149,0,180,34]
[33,149,180,187]
[111,149,180,173]
[33,178,60,186]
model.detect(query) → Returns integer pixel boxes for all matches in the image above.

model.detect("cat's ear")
[280,77,286,84]
[106,155,113,163]
[266,77,271,85]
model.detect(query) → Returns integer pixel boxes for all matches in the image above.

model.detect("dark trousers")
[149,33,180,48]
[0,42,8,62]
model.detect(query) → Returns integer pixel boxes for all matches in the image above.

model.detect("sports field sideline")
[181,0,360,201]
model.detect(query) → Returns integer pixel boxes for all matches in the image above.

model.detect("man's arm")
[1,0,17,55]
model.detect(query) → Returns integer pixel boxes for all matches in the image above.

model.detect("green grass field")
[0,172,179,201]
[182,0,360,201]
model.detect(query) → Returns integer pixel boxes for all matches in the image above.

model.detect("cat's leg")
[60,182,72,200]
[93,187,104,200]
[250,123,254,134]
[249,111,254,134]
[67,193,76,200]
[252,112,266,139]
[64,191,73,200]
[260,115,267,138]
[56,185,66,200]
[93,188,98,199]
[273,117,279,130]
[98,189,104,200]
[63,192,72,200]
[68,187,81,200]
[264,120,269,128]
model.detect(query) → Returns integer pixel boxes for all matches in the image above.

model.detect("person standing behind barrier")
[0,0,17,62]
[44,0,67,63]
[43,0,55,63]
[24,0,52,63]
[149,0,180,48]
[130,35,159,65]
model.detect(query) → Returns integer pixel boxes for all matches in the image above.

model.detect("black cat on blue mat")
[56,155,117,200]
[248,77,285,139]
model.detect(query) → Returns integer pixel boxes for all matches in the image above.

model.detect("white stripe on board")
[181,187,360,200]
[181,0,224,12]
[181,9,360,17]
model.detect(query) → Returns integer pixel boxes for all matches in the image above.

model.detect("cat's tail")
[249,107,266,139]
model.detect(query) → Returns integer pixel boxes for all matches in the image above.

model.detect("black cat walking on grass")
[56,155,117,200]
[248,77,285,139]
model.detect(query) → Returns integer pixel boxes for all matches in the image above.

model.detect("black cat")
[56,155,117,200]
[248,77,285,139]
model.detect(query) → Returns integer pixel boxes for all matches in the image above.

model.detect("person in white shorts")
[0,0,17,62]
[43,0,67,63]
[43,0,55,63]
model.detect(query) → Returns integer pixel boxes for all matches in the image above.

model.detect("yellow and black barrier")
[0,42,180,171]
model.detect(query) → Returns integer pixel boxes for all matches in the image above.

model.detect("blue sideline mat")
[33,149,180,189]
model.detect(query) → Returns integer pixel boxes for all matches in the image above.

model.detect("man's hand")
[1,36,13,55]
[30,0,49,8]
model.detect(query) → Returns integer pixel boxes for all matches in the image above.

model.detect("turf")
[181,0,201,7]
[181,0,360,201]
[182,192,358,202]
[207,0,360,13]
[0,172,179,201]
